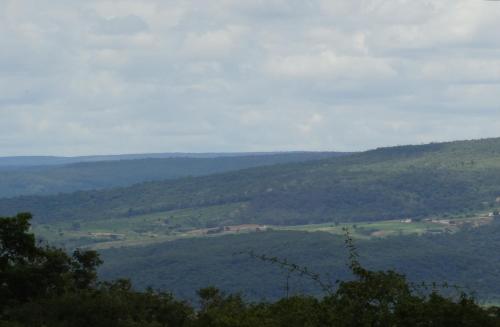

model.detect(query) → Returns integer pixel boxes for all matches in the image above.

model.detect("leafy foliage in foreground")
[2,138,500,226]
[2,213,500,326]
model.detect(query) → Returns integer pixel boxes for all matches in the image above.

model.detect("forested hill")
[1,137,500,225]
[0,152,345,198]
[0,151,337,168]
[99,219,500,302]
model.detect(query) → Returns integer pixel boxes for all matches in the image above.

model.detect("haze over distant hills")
[1,137,500,226]
[0,152,347,198]
[0,151,344,168]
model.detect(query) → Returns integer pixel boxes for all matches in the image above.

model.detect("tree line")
[2,213,500,326]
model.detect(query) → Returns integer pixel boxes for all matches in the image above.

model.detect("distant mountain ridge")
[0,152,348,198]
[0,151,345,168]
[1,137,500,225]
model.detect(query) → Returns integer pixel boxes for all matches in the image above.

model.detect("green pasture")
[32,202,247,249]
[32,204,495,250]
[277,219,453,239]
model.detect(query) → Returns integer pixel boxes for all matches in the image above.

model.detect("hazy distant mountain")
[1,138,500,226]
[0,152,348,198]
[0,152,341,168]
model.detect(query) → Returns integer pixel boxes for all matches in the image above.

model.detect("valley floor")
[33,205,498,250]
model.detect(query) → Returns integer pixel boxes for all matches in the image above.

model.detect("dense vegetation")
[99,219,500,303]
[2,213,499,326]
[0,152,343,198]
[0,152,314,167]
[1,138,500,226]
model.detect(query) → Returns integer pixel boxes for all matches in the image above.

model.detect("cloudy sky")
[1,0,500,156]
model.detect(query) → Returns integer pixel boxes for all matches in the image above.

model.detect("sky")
[1,0,500,156]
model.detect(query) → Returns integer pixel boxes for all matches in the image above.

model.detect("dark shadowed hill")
[99,219,500,302]
[1,138,500,225]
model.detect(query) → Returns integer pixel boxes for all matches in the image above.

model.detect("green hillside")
[99,219,500,302]
[0,152,343,198]
[0,152,318,167]
[1,138,500,227]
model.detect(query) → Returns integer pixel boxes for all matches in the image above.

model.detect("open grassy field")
[32,202,498,250]
[32,202,251,249]
[275,215,494,239]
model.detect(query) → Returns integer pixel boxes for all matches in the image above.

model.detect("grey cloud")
[91,14,149,35]
[1,0,500,155]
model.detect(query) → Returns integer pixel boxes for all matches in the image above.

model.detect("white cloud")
[265,51,397,80]
[1,0,500,155]
[181,26,247,59]
[91,15,149,35]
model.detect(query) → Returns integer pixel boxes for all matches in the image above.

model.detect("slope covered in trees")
[99,218,500,303]
[0,152,327,167]
[1,138,500,226]
[1,213,499,327]
[0,152,344,198]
